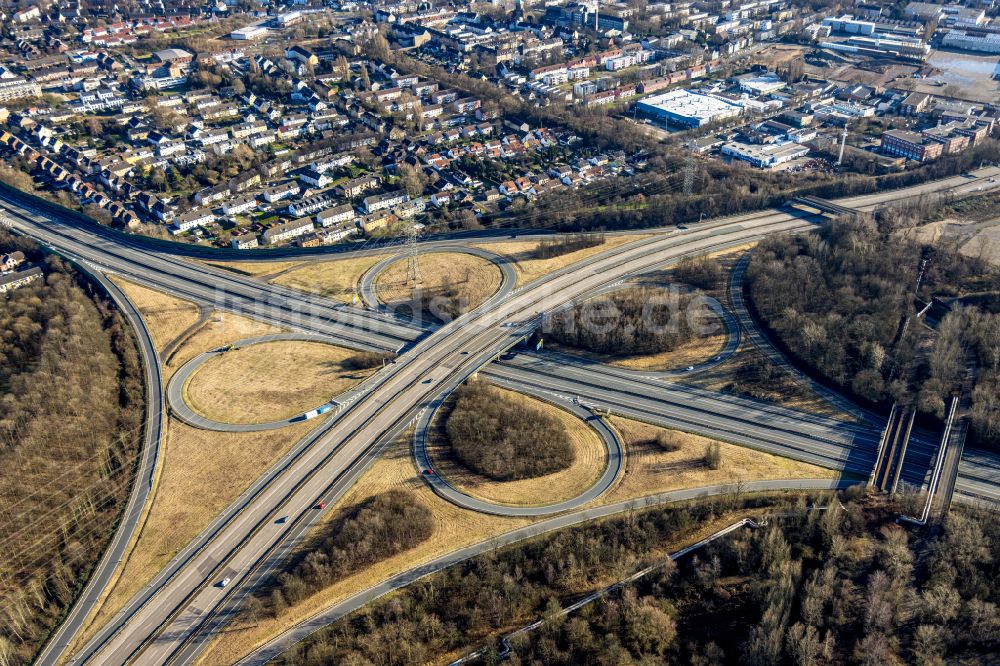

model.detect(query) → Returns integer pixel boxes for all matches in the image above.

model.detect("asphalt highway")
[79,208,818,666]
[485,357,944,491]
[9,165,1000,666]
[0,198,421,352]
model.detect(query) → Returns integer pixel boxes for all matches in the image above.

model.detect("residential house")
[288,191,336,217]
[230,232,259,249]
[222,194,258,216]
[358,211,395,234]
[263,182,300,203]
[299,167,331,189]
[263,217,314,245]
[316,203,356,227]
[321,220,357,242]
[335,175,380,198]
[363,190,409,214]
[170,207,215,234]
[1,251,26,272]
[0,265,42,293]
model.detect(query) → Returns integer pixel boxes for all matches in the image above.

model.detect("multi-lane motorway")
[5,165,1000,666]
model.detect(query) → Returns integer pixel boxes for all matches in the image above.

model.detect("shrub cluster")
[532,233,605,259]
[445,381,573,481]
[341,351,394,370]
[546,287,706,356]
[263,490,433,616]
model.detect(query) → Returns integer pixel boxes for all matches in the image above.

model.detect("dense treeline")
[273,493,795,666]
[936,307,1000,453]
[531,233,605,260]
[445,381,573,481]
[546,287,706,356]
[745,209,1000,453]
[497,497,1000,665]
[745,214,993,414]
[0,233,144,665]
[674,255,723,290]
[255,490,433,618]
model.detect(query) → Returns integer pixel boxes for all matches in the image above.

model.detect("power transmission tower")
[682,154,696,195]
[406,221,421,285]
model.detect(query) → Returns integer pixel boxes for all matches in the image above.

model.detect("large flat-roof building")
[942,30,1000,54]
[635,89,743,128]
[231,25,268,40]
[721,141,809,168]
[820,35,930,61]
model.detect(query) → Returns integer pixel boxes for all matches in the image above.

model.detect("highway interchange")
[5,165,1000,666]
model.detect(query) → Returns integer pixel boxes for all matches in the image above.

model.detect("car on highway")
[423,468,434,475]
[218,578,231,588]
[677,224,689,230]
[686,366,695,371]
[315,502,326,509]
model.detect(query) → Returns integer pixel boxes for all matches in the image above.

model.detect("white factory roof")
[638,89,743,122]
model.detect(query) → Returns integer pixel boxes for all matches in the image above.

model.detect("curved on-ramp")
[167,334,380,432]
[413,382,624,517]
[357,245,518,313]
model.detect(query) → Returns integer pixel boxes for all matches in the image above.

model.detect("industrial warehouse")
[635,89,744,128]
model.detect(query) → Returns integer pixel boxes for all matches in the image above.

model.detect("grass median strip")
[271,254,392,303]
[601,417,838,505]
[474,234,652,287]
[109,275,201,352]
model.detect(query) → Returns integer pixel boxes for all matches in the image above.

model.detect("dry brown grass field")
[271,254,392,303]
[78,417,319,647]
[183,341,373,424]
[203,259,304,278]
[375,252,502,312]
[166,311,282,376]
[108,276,201,351]
[601,417,837,505]
[474,234,651,286]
